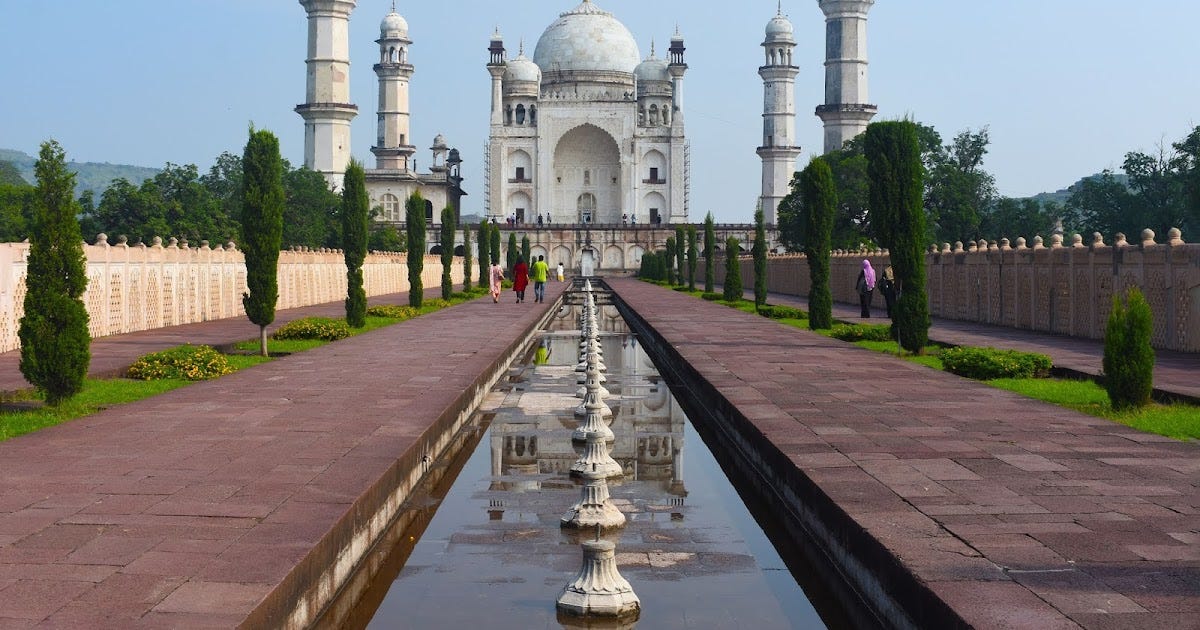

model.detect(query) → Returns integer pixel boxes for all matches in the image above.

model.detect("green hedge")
[941,346,1052,380]
[830,323,893,342]
[757,304,807,320]
[366,305,420,319]
[272,317,352,341]
[127,345,234,381]
[700,292,723,301]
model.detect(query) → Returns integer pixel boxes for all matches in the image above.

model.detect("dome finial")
[778,0,783,16]
[392,0,396,11]
[519,37,524,56]
[650,38,655,58]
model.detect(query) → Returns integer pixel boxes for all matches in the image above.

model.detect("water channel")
[333,289,860,629]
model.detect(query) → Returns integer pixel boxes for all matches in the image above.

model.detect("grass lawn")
[990,378,1200,441]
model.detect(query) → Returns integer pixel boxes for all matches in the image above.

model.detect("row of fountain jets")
[555,282,641,621]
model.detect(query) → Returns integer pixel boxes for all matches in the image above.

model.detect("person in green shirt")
[531,255,550,303]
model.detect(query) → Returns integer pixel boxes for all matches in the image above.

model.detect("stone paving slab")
[732,287,1200,401]
[611,278,1199,630]
[0,282,566,627]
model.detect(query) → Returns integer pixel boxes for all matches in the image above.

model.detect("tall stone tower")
[816,0,876,154]
[371,6,416,171]
[757,8,801,226]
[296,0,358,189]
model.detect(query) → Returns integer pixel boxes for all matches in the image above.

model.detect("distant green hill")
[0,148,159,196]
[1024,172,1130,206]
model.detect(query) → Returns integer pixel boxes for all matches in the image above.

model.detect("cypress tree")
[865,121,929,352]
[489,223,501,272]
[462,223,473,289]
[405,191,426,308]
[704,212,716,292]
[686,225,698,291]
[240,128,285,357]
[675,225,686,285]
[723,237,742,301]
[521,235,531,266]
[341,159,369,328]
[440,207,455,299]
[506,231,518,270]
[800,157,837,330]
[18,140,90,405]
[664,236,676,284]
[752,208,767,309]
[477,220,489,287]
[1103,287,1155,410]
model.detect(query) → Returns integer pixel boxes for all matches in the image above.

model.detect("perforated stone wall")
[0,242,462,353]
[717,240,1200,353]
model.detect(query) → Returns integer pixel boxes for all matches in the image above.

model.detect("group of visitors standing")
[855,259,897,319]
[488,255,564,304]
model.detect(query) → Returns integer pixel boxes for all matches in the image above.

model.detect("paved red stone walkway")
[613,278,1199,630]
[0,282,566,627]
[737,287,1200,402]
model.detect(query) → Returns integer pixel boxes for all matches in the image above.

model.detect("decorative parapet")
[0,237,464,354]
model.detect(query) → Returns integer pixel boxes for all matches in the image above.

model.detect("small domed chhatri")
[504,45,541,84]
[380,10,408,38]
[634,44,670,84]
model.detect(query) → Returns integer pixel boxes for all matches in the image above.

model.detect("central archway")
[553,124,620,224]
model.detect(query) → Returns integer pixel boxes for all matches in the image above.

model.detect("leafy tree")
[1065,171,1137,239]
[925,127,997,244]
[752,208,767,309]
[675,225,686,285]
[722,237,742,301]
[405,191,427,307]
[0,160,27,186]
[1103,287,1154,410]
[440,206,455,299]
[341,160,368,328]
[686,225,698,291]
[18,140,90,405]
[1123,144,1186,238]
[865,121,928,353]
[664,236,676,285]
[980,197,1057,242]
[703,212,715,292]
[368,225,404,252]
[282,164,340,249]
[477,220,489,287]
[462,223,473,289]
[506,231,518,270]
[800,158,836,330]
[240,129,285,356]
[489,224,501,272]
[0,183,32,242]
[1174,125,1200,234]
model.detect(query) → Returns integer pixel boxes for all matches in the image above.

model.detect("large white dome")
[533,1,640,76]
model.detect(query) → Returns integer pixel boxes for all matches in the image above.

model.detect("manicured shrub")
[342,160,369,328]
[405,192,427,308]
[941,346,1053,380]
[462,224,473,288]
[366,305,419,319]
[476,220,489,287]
[704,212,715,293]
[127,345,234,381]
[686,224,698,291]
[1103,287,1155,410]
[722,237,742,301]
[800,157,836,330]
[753,207,767,309]
[272,317,351,341]
[700,292,723,301]
[757,304,807,320]
[830,323,894,342]
[424,298,452,309]
[672,285,691,292]
[440,207,455,300]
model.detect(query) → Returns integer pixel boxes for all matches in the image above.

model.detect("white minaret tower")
[297,0,357,189]
[816,0,877,154]
[757,6,801,226]
[371,4,416,171]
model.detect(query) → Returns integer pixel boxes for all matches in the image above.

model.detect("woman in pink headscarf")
[855,259,877,318]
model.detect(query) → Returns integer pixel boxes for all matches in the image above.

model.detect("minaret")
[816,0,876,154]
[371,4,416,171]
[297,0,358,189]
[667,27,687,121]
[757,7,801,226]
[487,28,507,128]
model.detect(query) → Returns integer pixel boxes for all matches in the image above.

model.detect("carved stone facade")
[717,239,1200,352]
[0,240,461,354]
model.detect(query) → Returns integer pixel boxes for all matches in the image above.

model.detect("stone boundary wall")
[0,241,462,353]
[716,234,1200,353]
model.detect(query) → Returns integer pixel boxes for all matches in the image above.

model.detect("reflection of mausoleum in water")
[487,305,688,503]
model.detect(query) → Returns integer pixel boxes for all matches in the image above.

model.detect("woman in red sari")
[512,256,529,303]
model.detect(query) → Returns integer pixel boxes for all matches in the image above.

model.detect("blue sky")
[2,1,1197,223]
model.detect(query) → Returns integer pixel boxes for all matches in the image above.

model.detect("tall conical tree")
[440,207,455,299]
[240,128,285,357]
[476,220,489,287]
[686,225,698,291]
[865,121,928,352]
[664,236,676,285]
[704,212,716,292]
[462,223,473,289]
[800,158,837,330]
[723,237,742,301]
[521,234,531,265]
[752,208,767,309]
[506,231,518,270]
[489,223,501,271]
[18,140,90,405]
[341,159,369,328]
[405,191,427,308]
[675,225,686,286]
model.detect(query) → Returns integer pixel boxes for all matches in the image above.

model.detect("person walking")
[531,255,550,303]
[855,259,877,318]
[512,256,529,303]
[879,265,897,319]
[556,261,565,282]
[489,260,505,304]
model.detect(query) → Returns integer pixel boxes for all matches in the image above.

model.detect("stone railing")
[0,236,462,354]
[716,228,1200,353]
